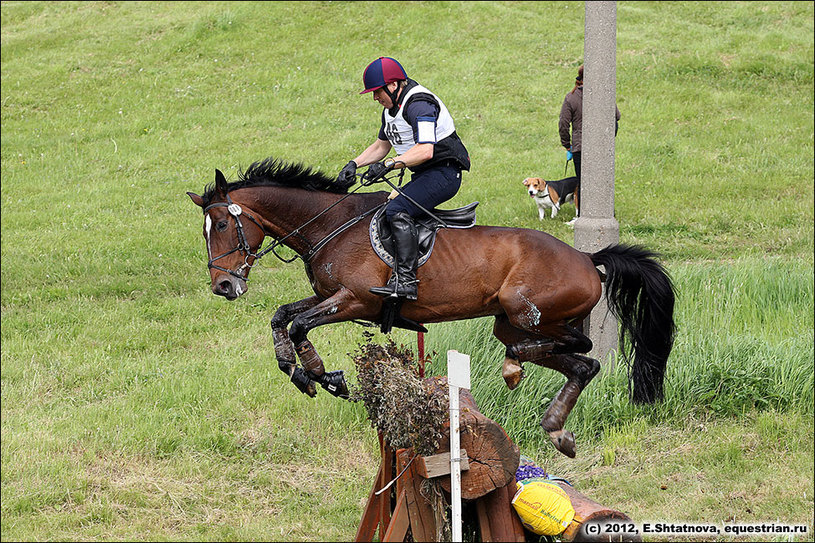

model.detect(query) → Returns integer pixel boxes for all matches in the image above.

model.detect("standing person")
[559,64,620,225]
[337,57,470,301]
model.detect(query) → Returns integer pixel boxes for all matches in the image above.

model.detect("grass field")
[2,1,813,541]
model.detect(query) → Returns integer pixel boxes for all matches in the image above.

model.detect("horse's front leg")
[271,296,321,397]
[288,289,369,399]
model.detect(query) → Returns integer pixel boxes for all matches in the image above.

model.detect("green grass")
[2,1,813,541]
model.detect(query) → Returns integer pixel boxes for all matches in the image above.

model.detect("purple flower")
[516,464,548,481]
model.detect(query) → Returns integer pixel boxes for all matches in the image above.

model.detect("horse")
[187,157,676,457]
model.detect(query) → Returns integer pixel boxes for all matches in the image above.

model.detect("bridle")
[203,193,269,281]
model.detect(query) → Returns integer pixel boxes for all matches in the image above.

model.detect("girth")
[369,202,479,269]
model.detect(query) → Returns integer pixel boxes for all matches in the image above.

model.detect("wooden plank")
[354,461,384,542]
[475,498,493,542]
[382,489,410,542]
[378,438,394,539]
[394,448,410,497]
[478,478,526,542]
[398,449,438,542]
[415,449,470,479]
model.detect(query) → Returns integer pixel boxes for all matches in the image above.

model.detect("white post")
[447,350,471,543]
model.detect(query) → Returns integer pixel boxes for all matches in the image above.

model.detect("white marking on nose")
[205,214,213,259]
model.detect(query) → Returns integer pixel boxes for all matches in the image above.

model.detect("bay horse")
[187,157,676,457]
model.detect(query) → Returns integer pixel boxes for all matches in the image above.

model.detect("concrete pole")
[574,1,620,364]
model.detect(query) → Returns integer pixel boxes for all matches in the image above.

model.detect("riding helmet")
[360,57,407,94]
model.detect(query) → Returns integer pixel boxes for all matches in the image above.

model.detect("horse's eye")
[216,221,228,232]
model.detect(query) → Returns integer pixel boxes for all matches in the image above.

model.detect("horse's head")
[187,169,266,300]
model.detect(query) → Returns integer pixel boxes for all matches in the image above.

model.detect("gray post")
[574,1,620,364]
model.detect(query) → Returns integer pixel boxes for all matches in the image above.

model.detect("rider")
[337,57,470,301]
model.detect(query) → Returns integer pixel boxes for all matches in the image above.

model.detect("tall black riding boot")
[370,211,419,300]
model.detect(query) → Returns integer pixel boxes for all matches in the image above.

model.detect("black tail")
[590,244,676,403]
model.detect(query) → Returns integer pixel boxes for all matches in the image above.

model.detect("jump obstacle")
[354,375,641,542]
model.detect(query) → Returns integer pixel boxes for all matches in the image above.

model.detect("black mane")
[202,157,353,203]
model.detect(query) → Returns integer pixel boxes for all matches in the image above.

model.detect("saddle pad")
[369,202,478,269]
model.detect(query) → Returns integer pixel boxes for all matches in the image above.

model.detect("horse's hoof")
[502,357,524,390]
[291,367,318,398]
[548,429,576,458]
[320,370,350,400]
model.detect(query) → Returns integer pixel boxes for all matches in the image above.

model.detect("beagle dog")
[522,176,579,220]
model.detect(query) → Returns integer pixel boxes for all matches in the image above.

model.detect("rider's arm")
[387,143,433,169]
[353,138,392,167]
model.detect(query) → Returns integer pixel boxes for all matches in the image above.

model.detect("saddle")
[369,201,479,269]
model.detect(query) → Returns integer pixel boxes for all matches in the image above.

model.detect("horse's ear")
[187,192,204,208]
[215,169,228,193]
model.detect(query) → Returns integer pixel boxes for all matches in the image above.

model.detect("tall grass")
[420,257,814,448]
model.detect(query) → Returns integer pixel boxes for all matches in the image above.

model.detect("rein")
[254,179,374,264]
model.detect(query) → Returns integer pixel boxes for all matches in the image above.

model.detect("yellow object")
[511,479,576,536]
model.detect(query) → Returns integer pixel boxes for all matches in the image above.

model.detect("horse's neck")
[246,188,382,253]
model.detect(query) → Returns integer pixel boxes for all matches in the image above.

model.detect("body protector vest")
[382,82,470,172]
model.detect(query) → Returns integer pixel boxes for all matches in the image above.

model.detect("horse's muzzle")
[213,275,247,300]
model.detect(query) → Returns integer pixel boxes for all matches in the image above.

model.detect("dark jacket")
[559,86,621,152]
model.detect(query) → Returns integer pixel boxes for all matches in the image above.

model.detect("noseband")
[203,194,267,281]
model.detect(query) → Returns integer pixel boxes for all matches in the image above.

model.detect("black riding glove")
[361,161,391,185]
[337,160,357,185]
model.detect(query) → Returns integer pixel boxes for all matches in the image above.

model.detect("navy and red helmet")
[360,57,407,94]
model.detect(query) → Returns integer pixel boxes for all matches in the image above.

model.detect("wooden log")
[552,481,641,543]
[424,376,520,501]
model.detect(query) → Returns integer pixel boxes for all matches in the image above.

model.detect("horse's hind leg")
[536,353,600,457]
[493,315,556,389]
[493,316,591,390]
[522,327,599,457]
[494,316,599,457]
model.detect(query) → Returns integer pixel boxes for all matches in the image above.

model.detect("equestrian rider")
[337,57,470,301]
